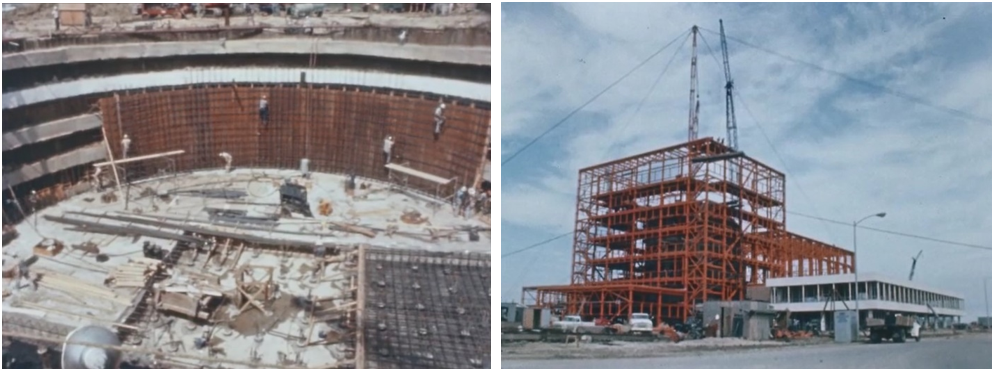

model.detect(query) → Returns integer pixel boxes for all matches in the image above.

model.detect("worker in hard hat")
[433,102,446,140]
[259,94,269,126]
[383,135,395,166]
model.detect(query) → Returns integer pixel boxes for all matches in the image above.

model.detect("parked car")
[287,3,326,18]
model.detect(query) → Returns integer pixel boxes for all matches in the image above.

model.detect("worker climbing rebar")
[383,135,395,166]
[219,152,233,172]
[259,94,269,125]
[121,134,132,159]
[433,103,446,140]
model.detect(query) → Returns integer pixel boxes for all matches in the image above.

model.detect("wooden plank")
[218,238,232,266]
[17,301,138,331]
[385,163,452,185]
[356,246,366,369]
[93,150,186,168]
[231,243,246,269]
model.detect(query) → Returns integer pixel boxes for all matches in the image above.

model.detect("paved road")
[503,334,992,369]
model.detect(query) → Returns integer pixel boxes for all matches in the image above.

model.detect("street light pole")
[853,212,886,329]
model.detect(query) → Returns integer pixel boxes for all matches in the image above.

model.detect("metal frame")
[527,138,854,324]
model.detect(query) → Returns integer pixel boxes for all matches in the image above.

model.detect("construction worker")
[475,188,488,214]
[464,186,476,218]
[454,185,467,213]
[219,152,233,172]
[383,135,394,166]
[121,134,132,159]
[91,166,103,190]
[398,29,408,45]
[52,6,59,31]
[433,103,446,140]
[259,94,269,125]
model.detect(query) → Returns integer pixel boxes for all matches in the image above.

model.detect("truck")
[867,313,921,343]
[552,315,602,334]
[286,3,326,18]
[628,313,655,334]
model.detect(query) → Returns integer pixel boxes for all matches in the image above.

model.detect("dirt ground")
[2,4,490,39]
[501,337,828,360]
[229,293,302,336]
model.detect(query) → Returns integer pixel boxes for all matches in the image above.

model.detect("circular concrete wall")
[98,84,490,197]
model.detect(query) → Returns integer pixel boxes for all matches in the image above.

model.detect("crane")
[719,19,738,151]
[908,250,923,281]
[687,26,700,143]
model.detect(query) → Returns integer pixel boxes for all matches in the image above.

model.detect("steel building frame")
[526,138,853,324]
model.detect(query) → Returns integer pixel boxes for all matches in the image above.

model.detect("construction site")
[2,3,491,369]
[505,22,970,353]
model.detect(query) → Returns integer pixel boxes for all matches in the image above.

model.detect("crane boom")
[909,250,923,281]
[720,19,738,150]
[688,26,700,143]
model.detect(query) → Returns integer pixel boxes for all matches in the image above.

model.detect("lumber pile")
[105,258,162,288]
[36,271,131,306]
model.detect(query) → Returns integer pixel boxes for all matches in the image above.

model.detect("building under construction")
[522,24,854,324]
[2,7,490,369]
[523,137,854,323]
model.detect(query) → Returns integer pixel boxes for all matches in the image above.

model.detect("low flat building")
[767,272,964,330]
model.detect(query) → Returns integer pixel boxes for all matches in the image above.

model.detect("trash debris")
[318,199,333,216]
[101,191,118,203]
[400,209,429,225]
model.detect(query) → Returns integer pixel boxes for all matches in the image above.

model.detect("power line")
[788,211,992,250]
[699,31,839,243]
[501,231,572,259]
[732,90,840,242]
[699,27,991,125]
[501,28,692,167]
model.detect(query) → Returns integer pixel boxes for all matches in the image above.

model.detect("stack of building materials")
[106,258,161,288]
[35,270,131,306]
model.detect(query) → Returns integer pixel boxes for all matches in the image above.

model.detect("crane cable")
[501,28,692,167]
[699,27,991,125]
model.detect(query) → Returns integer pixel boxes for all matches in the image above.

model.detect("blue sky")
[500,3,992,318]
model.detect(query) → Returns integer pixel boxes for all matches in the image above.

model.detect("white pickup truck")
[552,315,599,333]
[629,313,655,334]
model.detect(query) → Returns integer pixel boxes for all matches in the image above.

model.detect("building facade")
[767,272,964,330]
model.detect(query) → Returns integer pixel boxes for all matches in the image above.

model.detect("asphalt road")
[502,334,992,369]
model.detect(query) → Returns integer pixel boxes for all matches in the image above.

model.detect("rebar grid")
[361,248,489,369]
[99,85,490,198]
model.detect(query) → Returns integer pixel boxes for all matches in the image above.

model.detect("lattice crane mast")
[720,19,738,151]
[687,26,700,143]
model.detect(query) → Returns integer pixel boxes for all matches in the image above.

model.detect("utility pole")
[984,278,990,321]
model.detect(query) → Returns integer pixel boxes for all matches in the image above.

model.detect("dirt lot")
[502,337,830,360]
[504,332,992,369]
[3,4,489,39]
[502,329,979,361]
